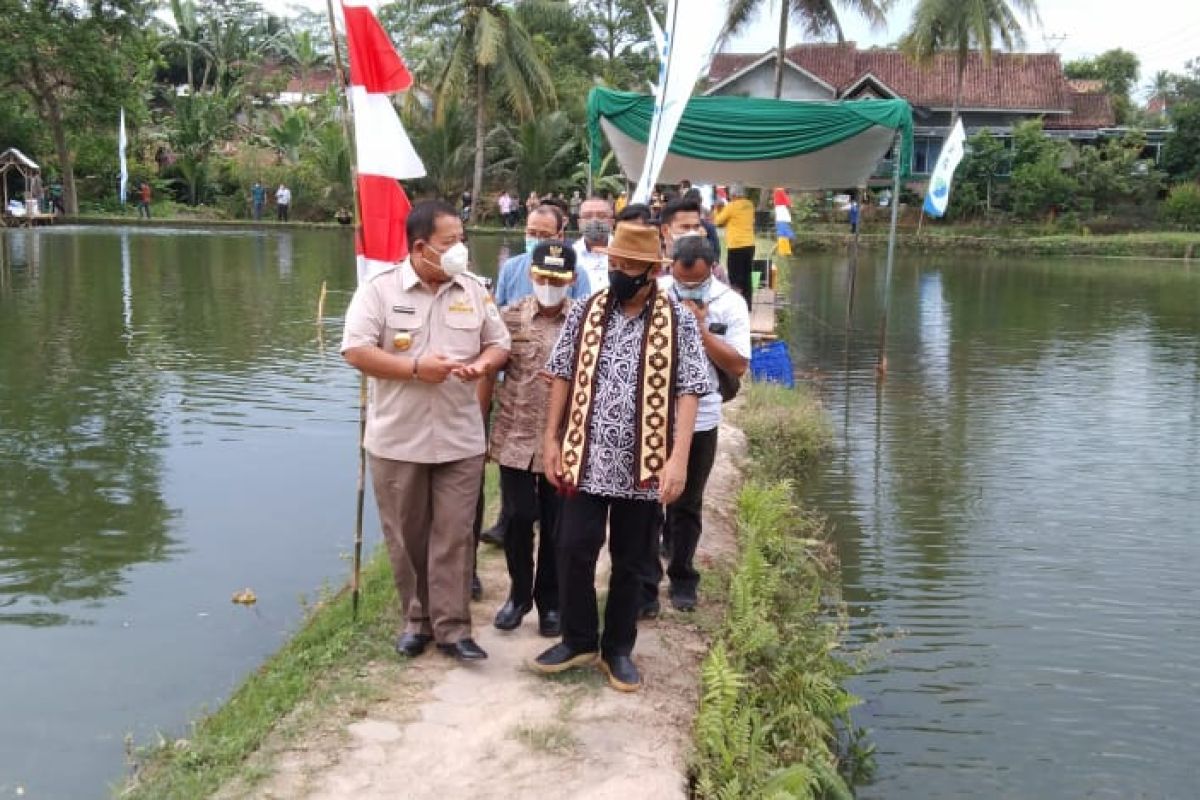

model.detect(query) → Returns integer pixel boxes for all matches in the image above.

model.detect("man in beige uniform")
[342,200,511,661]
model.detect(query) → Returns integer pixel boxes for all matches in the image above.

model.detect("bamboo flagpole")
[323,0,369,621]
[876,131,902,380]
[323,0,426,620]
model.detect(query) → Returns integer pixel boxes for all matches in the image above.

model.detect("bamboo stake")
[323,0,370,621]
[877,132,902,380]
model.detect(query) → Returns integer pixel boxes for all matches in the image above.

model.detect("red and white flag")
[341,0,425,282]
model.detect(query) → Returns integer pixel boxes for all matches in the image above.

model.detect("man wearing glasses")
[493,205,591,308]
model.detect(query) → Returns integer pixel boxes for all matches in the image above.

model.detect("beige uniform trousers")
[370,453,484,644]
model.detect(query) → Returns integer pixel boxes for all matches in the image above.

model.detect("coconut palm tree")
[901,0,1040,125]
[722,0,891,99]
[413,0,558,223]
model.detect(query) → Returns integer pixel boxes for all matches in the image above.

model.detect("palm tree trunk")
[470,64,487,226]
[951,55,965,126]
[773,2,788,99]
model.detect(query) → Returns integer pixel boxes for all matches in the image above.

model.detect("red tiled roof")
[708,44,1077,112]
[1044,92,1116,130]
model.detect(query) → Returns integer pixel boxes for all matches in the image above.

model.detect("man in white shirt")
[275,183,292,222]
[571,196,614,293]
[645,234,751,612]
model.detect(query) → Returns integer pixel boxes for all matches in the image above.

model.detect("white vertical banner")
[633,0,726,204]
[922,118,966,218]
[118,108,128,206]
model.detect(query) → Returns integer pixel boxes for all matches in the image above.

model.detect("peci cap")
[530,239,576,278]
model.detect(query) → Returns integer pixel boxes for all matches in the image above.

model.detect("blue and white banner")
[922,118,966,218]
[118,108,128,206]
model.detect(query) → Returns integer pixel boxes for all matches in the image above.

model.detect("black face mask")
[609,266,653,302]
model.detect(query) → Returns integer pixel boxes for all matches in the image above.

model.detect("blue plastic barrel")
[750,341,795,388]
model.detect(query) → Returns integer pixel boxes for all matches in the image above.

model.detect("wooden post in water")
[324,0,370,621]
[877,133,902,380]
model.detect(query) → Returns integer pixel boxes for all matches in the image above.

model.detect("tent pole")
[876,133,902,380]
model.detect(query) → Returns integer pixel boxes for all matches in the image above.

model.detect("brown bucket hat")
[606,221,669,265]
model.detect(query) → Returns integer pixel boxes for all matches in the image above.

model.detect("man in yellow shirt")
[712,183,756,310]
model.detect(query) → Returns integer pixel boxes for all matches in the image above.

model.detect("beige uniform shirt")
[341,260,511,463]
[488,296,572,472]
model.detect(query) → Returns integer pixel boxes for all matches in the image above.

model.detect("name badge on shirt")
[392,305,415,314]
[448,300,475,315]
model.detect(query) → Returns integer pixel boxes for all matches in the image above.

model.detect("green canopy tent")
[587,87,915,372]
[586,88,913,191]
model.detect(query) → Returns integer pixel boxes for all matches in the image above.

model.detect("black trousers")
[500,466,560,613]
[726,246,755,311]
[559,491,660,657]
[277,203,289,222]
[645,428,719,602]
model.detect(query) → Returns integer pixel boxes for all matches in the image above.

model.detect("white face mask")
[533,282,570,308]
[427,241,470,277]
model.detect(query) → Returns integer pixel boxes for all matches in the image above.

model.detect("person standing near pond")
[712,182,756,310]
[573,195,614,293]
[480,240,577,637]
[137,181,152,219]
[644,236,750,614]
[534,222,711,692]
[493,205,590,307]
[275,183,292,222]
[250,181,266,221]
[341,200,511,662]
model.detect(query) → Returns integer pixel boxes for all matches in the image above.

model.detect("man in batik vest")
[534,222,712,692]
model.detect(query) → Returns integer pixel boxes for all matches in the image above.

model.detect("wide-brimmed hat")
[606,221,669,265]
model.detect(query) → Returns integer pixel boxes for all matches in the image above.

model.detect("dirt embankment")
[219,418,747,800]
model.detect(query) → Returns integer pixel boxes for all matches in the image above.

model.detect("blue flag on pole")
[922,119,966,218]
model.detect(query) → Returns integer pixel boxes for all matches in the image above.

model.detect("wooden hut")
[1,148,54,226]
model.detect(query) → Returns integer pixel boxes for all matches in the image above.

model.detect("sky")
[726,0,1200,99]
[260,0,1200,101]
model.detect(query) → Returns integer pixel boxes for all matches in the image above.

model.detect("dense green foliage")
[1161,183,1200,231]
[948,121,1164,223]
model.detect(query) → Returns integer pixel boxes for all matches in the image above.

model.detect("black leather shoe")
[638,599,660,620]
[471,572,483,602]
[669,590,697,612]
[538,610,561,638]
[395,632,432,658]
[493,598,532,631]
[600,654,642,692]
[480,522,505,547]
[531,642,598,674]
[437,638,488,661]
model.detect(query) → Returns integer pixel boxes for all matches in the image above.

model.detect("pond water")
[3,227,1197,798]
[786,251,1200,799]
[0,226,520,799]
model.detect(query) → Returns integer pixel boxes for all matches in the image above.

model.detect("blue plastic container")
[750,341,795,388]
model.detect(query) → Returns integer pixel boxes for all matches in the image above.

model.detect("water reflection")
[790,253,1200,799]
[0,231,175,627]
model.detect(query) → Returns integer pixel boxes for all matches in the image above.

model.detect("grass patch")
[510,721,580,756]
[689,382,864,799]
[121,467,503,799]
[690,482,861,800]
[738,381,832,482]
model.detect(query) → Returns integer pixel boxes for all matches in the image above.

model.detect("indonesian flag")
[341,0,426,282]
[773,187,794,257]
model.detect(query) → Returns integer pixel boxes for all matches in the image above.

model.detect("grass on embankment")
[120,466,500,799]
[690,381,861,800]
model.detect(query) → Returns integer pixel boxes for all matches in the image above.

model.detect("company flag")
[633,0,726,203]
[118,108,128,206]
[341,0,425,282]
[922,119,966,218]
[773,187,794,256]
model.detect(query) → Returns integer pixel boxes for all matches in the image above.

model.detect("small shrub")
[737,382,832,482]
[1161,183,1200,230]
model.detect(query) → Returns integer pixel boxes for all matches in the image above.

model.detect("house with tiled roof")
[704,44,1122,176]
